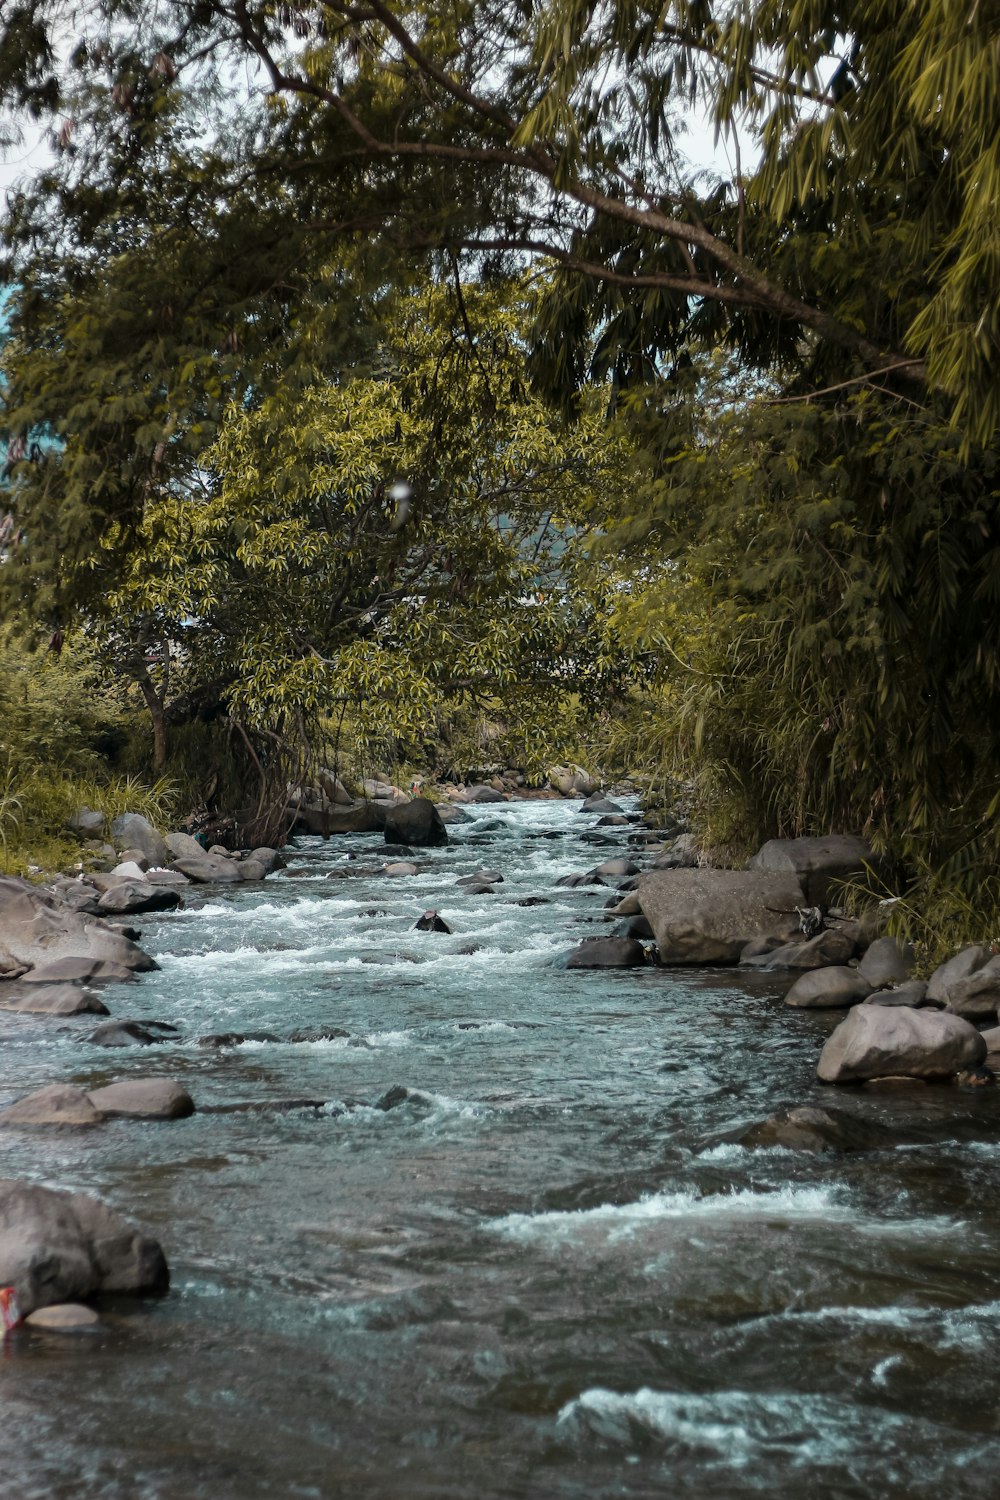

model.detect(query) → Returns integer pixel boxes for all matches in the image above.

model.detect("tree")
[2,0,996,442]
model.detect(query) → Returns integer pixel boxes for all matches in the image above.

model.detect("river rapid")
[4,797,1000,1499]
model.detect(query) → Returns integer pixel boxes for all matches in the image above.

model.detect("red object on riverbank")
[0,1287,21,1333]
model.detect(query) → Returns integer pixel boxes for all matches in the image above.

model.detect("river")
[4,797,1000,1498]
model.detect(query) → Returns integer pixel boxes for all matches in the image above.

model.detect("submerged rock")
[86,1020,179,1047]
[565,937,647,969]
[414,910,452,934]
[741,1105,890,1152]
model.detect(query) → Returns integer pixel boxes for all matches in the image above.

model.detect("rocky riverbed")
[3,795,1000,1498]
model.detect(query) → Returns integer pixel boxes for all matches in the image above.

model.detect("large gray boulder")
[785,967,872,1008]
[109,813,170,868]
[0,983,109,1016]
[0,1177,168,1314]
[295,801,386,835]
[170,852,245,884]
[744,928,859,971]
[926,946,993,1005]
[454,785,506,804]
[67,807,106,837]
[383,797,448,848]
[97,881,182,916]
[547,764,597,796]
[858,936,914,988]
[0,1084,105,1128]
[817,1006,986,1083]
[164,830,208,860]
[0,876,157,977]
[637,869,805,964]
[749,834,875,905]
[944,958,1000,1021]
[86,1078,195,1119]
[565,937,648,969]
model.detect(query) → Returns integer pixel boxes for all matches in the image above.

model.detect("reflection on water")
[4,799,1000,1498]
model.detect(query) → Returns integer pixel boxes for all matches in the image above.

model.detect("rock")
[109,814,170,868]
[86,1020,178,1047]
[316,771,355,806]
[170,853,246,884]
[784,967,872,1008]
[383,797,449,848]
[86,1079,195,1119]
[164,831,209,860]
[511,897,551,907]
[612,915,655,940]
[22,957,138,984]
[945,959,1000,1021]
[547,764,597,796]
[67,807,106,838]
[97,881,182,916]
[456,870,503,888]
[651,834,699,870]
[459,880,498,896]
[0,1085,106,1128]
[144,868,189,886]
[748,834,876,905]
[817,1006,987,1083]
[109,860,149,880]
[244,847,286,876]
[454,785,506,804]
[50,882,103,916]
[596,814,632,827]
[295,802,387,835]
[0,1178,169,1314]
[197,1030,280,1047]
[741,1105,889,1152]
[414,910,452,933]
[26,1302,101,1329]
[375,1084,411,1111]
[743,928,860,970]
[565,937,648,968]
[0,984,109,1016]
[0,875,157,976]
[862,980,929,1007]
[926,946,994,1005]
[384,862,419,877]
[287,1027,350,1043]
[608,892,642,917]
[637,869,806,965]
[857,936,914,988]
[554,872,607,889]
[581,793,621,813]
[588,858,640,879]
[436,803,472,825]
[956,1066,995,1088]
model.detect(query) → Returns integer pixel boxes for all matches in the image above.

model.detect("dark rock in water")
[414,910,452,934]
[375,1085,410,1111]
[473,818,507,833]
[579,797,623,817]
[612,915,655,941]
[436,803,472,825]
[0,1177,169,1314]
[287,1027,351,1043]
[201,1098,334,1116]
[296,802,386,836]
[638,869,805,965]
[383,798,448,848]
[565,937,647,969]
[741,1106,891,1152]
[198,1031,281,1048]
[381,844,416,859]
[596,815,632,826]
[458,881,497,896]
[555,872,608,889]
[86,1020,178,1047]
[456,869,503,887]
[956,1066,996,1088]
[457,785,506,803]
[359,908,388,917]
[510,896,551,907]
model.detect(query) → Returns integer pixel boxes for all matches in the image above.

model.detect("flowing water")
[3,798,1000,1499]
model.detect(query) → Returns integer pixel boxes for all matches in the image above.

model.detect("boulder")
[170,853,245,884]
[414,910,452,934]
[0,983,109,1016]
[565,937,648,969]
[197,1030,280,1047]
[862,980,929,1008]
[858,936,914,988]
[108,860,149,881]
[748,834,875,905]
[784,967,872,1008]
[144,868,190,886]
[85,1020,178,1048]
[0,1177,168,1314]
[0,1085,105,1128]
[612,915,655,941]
[49,883,103,916]
[555,872,608,889]
[944,959,1000,1021]
[436,803,472,825]
[97,881,182,916]
[383,862,419,877]
[581,793,621,813]
[817,1006,986,1083]
[67,807,106,837]
[164,831,209,860]
[86,1078,195,1120]
[0,875,157,976]
[455,785,506,804]
[596,814,632,827]
[744,928,859,970]
[26,1302,100,1329]
[740,1105,889,1152]
[609,892,642,917]
[383,798,449,848]
[547,764,597,796]
[456,870,503,888]
[589,858,640,879]
[316,771,355,806]
[109,814,170,868]
[637,868,805,965]
[245,846,285,875]
[22,957,138,984]
[651,834,699,871]
[926,946,994,1006]
[295,801,387,835]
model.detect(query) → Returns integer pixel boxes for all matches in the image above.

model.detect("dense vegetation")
[0,1,998,942]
